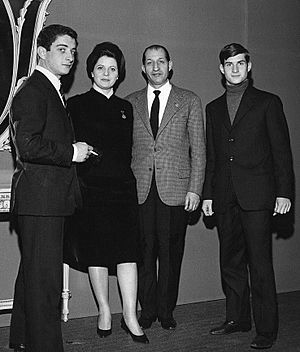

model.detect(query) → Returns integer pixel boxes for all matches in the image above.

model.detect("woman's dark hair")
[86,42,126,85]
[37,24,78,50]
[219,43,250,65]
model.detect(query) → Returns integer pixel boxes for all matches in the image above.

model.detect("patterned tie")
[150,90,161,138]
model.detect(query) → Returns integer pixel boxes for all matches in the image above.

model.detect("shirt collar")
[147,80,172,95]
[36,65,61,92]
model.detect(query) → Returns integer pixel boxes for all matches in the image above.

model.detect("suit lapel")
[232,87,256,127]
[33,70,74,137]
[134,89,153,136]
[217,87,256,131]
[157,86,182,137]
[33,70,66,110]
[217,93,232,131]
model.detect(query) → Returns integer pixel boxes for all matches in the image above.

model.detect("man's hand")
[273,197,291,216]
[184,192,200,212]
[202,199,214,216]
[73,142,93,163]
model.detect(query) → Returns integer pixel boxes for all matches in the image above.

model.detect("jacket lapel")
[134,88,153,136]
[33,70,74,137]
[157,86,181,137]
[232,87,256,127]
[33,70,67,111]
[217,93,232,131]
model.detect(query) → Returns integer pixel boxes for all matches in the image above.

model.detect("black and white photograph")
[0,1,299,351]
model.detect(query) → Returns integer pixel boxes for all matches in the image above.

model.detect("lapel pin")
[121,110,126,119]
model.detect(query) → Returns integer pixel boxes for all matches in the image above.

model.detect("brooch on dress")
[121,110,126,119]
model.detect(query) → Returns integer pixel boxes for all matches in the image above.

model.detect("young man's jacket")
[202,85,293,212]
[10,70,81,216]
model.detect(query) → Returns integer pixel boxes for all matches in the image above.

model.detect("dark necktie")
[59,85,66,106]
[150,90,161,138]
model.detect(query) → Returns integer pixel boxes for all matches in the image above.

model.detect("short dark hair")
[142,44,170,65]
[37,24,78,51]
[219,43,250,65]
[86,42,126,84]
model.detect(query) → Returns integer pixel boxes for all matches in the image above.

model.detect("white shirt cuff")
[72,144,78,162]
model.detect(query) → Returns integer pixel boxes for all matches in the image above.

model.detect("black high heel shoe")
[97,320,112,339]
[97,327,112,338]
[97,314,112,338]
[121,317,149,344]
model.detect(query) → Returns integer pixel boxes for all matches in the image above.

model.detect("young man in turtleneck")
[202,43,293,350]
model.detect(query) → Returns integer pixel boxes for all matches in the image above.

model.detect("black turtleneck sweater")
[226,79,249,124]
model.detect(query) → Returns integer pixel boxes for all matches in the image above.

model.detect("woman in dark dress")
[66,42,148,343]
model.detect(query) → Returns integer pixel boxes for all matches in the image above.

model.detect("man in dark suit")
[202,43,293,350]
[126,45,206,330]
[9,24,92,352]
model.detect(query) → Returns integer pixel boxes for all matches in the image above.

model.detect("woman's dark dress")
[64,88,139,274]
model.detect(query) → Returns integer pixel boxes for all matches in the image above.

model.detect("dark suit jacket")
[10,70,81,216]
[202,85,293,212]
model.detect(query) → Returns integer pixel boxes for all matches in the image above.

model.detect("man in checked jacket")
[126,44,206,330]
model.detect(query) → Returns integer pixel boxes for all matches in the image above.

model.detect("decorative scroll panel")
[0,0,52,151]
[0,0,52,313]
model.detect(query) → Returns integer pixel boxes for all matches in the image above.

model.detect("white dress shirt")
[36,65,65,106]
[147,80,172,126]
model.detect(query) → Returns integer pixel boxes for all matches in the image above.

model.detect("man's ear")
[141,65,146,73]
[37,46,47,60]
[168,60,173,72]
[219,64,225,75]
[247,61,252,72]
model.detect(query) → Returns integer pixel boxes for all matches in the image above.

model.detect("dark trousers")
[10,215,65,352]
[138,178,188,320]
[216,182,278,339]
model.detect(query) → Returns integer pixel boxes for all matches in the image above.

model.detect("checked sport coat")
[126,84,206,206]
